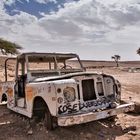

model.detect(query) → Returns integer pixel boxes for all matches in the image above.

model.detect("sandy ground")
[0,65,140,140]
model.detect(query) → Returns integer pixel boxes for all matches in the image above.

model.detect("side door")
[15,57,27,108]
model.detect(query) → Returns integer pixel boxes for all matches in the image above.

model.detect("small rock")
[96,109,101,112]
[98,132,105,138]
[123,128,128,133]
[123,114,127,117]
[128,131,137,136]
[40,127,43,131]
[85,133,92,139]
[116,122,121,126]
[27,128,33,135]
[129,126,137,131]
[110,123,116,128]
[101,130,107,135]
[22,117,26,122]
[26,124,31,129]
[124,124,130,128]
[123,126,137,133]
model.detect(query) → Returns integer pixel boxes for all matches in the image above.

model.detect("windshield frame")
[25,53,84,76]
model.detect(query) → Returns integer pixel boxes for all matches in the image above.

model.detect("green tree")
[0,38,22,55]
[137,48,140,55]
[111,55,121,67]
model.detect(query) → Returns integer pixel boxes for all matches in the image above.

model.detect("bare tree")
[0,38,22,55]
[111,55,121,67]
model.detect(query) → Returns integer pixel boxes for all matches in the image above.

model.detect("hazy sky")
[0,0,140,60]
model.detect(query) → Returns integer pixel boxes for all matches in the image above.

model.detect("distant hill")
[80,60,140,68]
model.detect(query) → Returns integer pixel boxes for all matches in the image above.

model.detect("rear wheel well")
[1,94,7,102]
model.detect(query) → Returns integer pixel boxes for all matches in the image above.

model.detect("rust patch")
[26,86,34,101]
[7,88,13,98]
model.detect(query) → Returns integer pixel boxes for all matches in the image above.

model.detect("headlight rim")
[63,87,76,102]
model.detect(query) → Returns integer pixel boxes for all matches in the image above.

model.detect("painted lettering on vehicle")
[58,101,98,114]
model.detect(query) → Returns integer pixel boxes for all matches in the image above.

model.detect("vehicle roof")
[17,52,79,61]
[21,52,77,55]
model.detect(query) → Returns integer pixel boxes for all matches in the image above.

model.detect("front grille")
[82,79,97,101]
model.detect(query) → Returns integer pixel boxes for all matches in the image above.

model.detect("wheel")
[44,109,54,130]
[33,98,57,130]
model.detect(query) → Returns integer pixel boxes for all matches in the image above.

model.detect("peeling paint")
[7,88,13,98]
[26,86,34,101]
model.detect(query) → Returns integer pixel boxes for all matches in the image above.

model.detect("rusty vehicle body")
[0,52,135,129]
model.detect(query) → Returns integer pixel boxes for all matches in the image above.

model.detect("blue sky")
[0,0,140,60]
[4,0,79,17]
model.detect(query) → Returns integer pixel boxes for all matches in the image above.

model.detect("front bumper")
[58,102,135,126]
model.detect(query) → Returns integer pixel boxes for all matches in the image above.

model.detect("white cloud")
[35,0,57,4]
[25,0,29,2]
[0,0,140,60]
[3,0,24,5]
[4,0,16,6]
[38,0,140,41]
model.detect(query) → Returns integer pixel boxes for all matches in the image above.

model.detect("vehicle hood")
[32,71,103,83]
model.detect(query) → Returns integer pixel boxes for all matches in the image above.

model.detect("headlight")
[63,87,76,102]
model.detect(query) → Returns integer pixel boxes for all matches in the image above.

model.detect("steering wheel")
[60,65,72,69]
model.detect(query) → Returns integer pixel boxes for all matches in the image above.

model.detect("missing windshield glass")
[97,82,104,96]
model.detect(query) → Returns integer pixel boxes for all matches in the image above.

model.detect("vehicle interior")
[25,53,84,79]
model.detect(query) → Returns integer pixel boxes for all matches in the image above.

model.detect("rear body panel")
[0,81,15,104]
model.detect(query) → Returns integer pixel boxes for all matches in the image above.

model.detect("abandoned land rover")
[0,53,135,130]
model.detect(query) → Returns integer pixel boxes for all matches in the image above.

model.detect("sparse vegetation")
[137,48,140,55]
[111,55,121,67]
[0,38,22,55]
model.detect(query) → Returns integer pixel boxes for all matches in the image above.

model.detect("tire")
[33,97,57,130]
[44,109,54,130]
